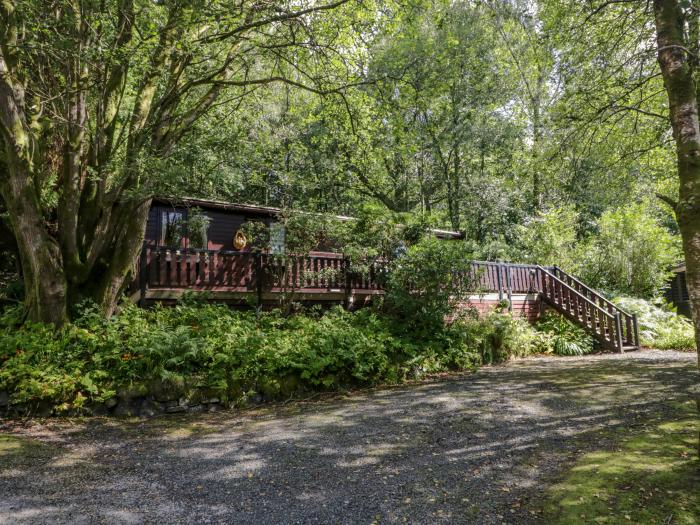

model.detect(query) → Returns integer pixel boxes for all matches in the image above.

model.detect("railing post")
[540,267,547,297]
[632,313,640,349]
[138,242,148,307]
[255,252,263,312]
[614,312,624,353]
[343,258,352,310]
[496,263,503,301]
[505,264,513,312]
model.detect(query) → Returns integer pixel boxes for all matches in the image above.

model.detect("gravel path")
[1,350,697,525]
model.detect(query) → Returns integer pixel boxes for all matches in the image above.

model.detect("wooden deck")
[134,246,540,306]
[133,246,640,352]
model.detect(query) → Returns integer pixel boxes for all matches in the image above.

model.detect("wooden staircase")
[536,266,640,353]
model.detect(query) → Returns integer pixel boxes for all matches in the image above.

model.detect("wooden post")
[614,312,624,353]
[505,264,513,312]
[632,313,640,349]
[138,242,148,307]
[343,258,352,310]
[255,252,263,311]
[496,263,503,301]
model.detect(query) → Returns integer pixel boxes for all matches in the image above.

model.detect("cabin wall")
[145,204,273,251]
[205,209,271,251]
[665,271,691,317]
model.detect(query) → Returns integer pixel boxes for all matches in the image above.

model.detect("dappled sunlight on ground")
[0,350,697,524]
[544,401,699,525]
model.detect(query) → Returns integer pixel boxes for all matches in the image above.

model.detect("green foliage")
[534,313,595,356]
[578,204,680,298]
[458,314,541,365]
[384,236,476,333]
[1,297,580,415]
[516,205,581,268]
[613,297,695,351]
[516,204,679,299]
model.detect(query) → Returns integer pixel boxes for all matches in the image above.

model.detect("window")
[161,211,184,247]
[186,208,210,249]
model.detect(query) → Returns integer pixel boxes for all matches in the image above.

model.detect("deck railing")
[139,246,545,298]
[537,266,639,352]
[137,245,639,351]
[139,246,387,296]
[549,266,639,348]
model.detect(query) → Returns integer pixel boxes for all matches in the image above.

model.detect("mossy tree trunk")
[0,0,354,324]
[653,0,700,457]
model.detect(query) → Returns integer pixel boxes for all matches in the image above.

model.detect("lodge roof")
[153,196,464,240]
[672,262,686,273]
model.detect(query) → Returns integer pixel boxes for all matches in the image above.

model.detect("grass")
[0,434,53,463]
[543,399,700,525]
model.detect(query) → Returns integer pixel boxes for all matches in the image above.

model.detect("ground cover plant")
[613,297,695,351]
[532,312,596,356]
[543,399,699,525]
[0,302,548,416]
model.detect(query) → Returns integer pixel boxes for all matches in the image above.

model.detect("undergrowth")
[613,297,695,350]
[0,303,548,414]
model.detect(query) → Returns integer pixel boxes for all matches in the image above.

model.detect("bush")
[458,313,541,364]
[579,204,679,298]
[384,236,476,333]
[534,313,595,356]
[0,299,568,416]
[612,297,695,350]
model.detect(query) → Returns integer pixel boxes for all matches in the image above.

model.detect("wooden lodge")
[666,263,691,317]
[133,197,640,352]
[137,197,464,308]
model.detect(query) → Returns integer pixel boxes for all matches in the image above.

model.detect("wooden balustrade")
[536,266,639,352]
[141,247,386,293]
[137,246,640,351]
[549,266,639,349]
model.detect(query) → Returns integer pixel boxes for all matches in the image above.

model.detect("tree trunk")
[78,199,152,316]
[653,0,700,458]
[1,166,68,325]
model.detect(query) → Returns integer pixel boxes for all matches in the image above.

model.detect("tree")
[579,203,680,298]
[0,0,365,324]
[650,0,700,455]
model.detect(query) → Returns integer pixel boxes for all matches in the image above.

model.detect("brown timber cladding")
[135,245,542,320]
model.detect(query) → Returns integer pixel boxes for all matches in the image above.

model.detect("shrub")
[384,236,476,333]
[579,204,679,298]
[534,312,595,356]
[1,298,572,416]
[458,313,540,364]
[0,304,488,414]
[612,297,695,350]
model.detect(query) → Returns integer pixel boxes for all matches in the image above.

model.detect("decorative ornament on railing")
[233,230,247,250]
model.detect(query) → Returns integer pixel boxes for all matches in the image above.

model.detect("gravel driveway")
[1,350,697,525]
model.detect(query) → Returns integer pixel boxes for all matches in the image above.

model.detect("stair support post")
[632,313,640,349]
[614,312,624,353]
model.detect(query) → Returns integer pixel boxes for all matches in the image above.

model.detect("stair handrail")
[550,266,633,317]
[536,266,614,319]
[551,265,640,349]
[537,266,624,350]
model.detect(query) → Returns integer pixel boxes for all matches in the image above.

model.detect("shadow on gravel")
[1,353,697,524]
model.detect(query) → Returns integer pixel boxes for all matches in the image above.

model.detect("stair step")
[622,345,639,352]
